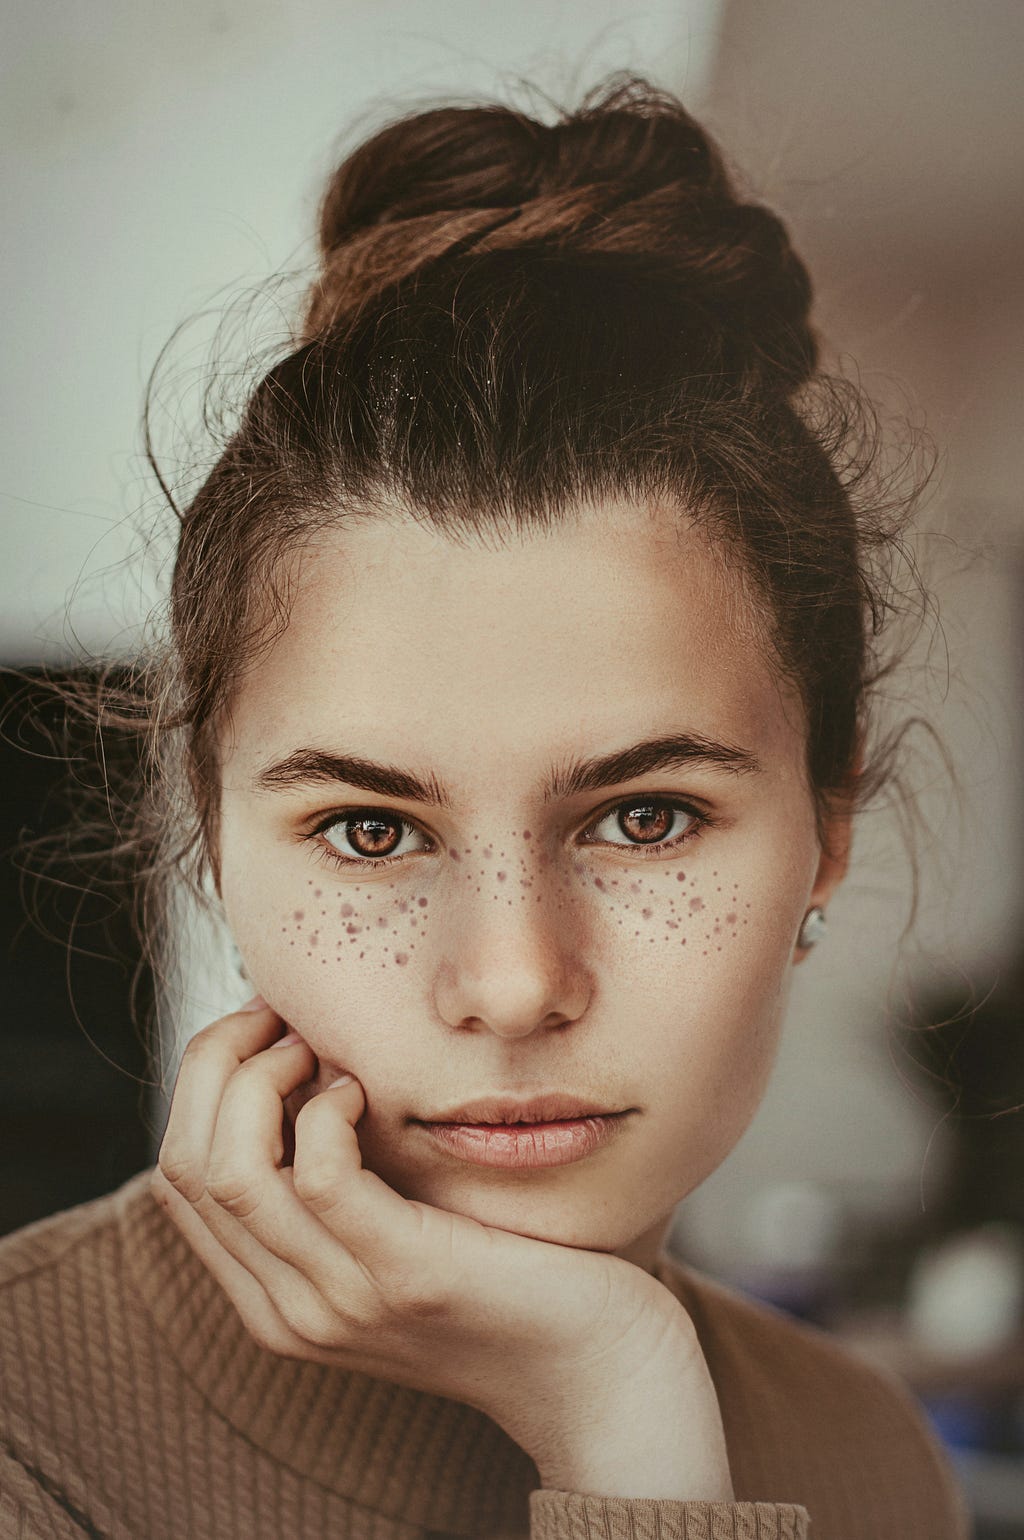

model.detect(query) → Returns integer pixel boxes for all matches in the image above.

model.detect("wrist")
[530,1322,734,1502]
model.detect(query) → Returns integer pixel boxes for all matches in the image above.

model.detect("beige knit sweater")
[0,1169,971,1539]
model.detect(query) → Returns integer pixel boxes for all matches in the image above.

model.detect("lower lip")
[416,1114,628,1168]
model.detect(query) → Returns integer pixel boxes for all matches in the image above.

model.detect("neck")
[613,1211,676,1273]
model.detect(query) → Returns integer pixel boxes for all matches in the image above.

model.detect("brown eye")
[584,797,701,856]
[323,811,407,860]
[617,801,675,844]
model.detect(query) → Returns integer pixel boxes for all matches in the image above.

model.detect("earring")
[798,906,828,948]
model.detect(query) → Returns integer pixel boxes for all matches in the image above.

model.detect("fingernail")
[240,994,269,1012]
[327,1073,354,1089]
[272,1030,303,1049]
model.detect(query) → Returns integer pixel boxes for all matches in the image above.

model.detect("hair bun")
[303,74,818,396]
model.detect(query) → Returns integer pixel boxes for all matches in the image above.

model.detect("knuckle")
[276,1288,341,1347]
[387,1265,452,1320]
[291,1160,337,1212]
[180,1026,220,1064]
[317,1272,380,1333]
[205,1169,263,1219]
[156,1146,204,1204]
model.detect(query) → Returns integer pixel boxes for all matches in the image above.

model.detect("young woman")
[0,74,971,1539]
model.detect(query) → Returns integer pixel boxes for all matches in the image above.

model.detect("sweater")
[0,1168,972,1540]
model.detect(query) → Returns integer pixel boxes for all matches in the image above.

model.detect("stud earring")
[797,906,828,949]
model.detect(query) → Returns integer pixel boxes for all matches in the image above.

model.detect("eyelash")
[304,797,710,873]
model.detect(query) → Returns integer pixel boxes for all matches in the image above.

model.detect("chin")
[404,1171,631,1250]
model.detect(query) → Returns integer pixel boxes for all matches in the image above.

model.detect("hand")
[152,1000,732,1497]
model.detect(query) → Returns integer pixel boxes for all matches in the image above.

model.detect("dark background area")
[0,667,153,1237]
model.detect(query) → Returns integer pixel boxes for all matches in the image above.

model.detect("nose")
[432,860,592,1039]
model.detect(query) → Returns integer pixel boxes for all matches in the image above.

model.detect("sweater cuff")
[529,1489,811,1538]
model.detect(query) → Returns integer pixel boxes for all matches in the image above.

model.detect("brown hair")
[15,72,929,1075]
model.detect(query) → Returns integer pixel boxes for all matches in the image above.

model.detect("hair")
[10,71,932,1085]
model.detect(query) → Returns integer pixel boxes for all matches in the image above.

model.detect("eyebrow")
[251,732,762,807]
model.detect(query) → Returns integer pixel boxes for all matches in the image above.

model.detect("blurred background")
[2,1,1022,1532]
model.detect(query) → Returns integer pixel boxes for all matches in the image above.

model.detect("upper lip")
[417,1093,625,1125]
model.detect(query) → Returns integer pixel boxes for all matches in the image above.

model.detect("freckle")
[346,922,361,934]
[689,897,704,911]
[523,830,532,840]
[293,910,304,922]
[727,912,737,924]
[676,872,686,882]
[314,888,322,898]
[340,903,354,918]
[417,897,428,908]
[594,877,606,891]
[376,915,387,927]
[497,871,507,881]
[395,952,409,965]
[667,920,678,929]
[358,950,364,958]
[641,908,652,919]
[397,900,409,913]
[450,848,461,861]
[483,847,493,859]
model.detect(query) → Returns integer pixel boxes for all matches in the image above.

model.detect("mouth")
[415,1092,626,1125]
[412,1099,633,1170]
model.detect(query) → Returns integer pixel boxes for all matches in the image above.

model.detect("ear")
[793,760,859,964]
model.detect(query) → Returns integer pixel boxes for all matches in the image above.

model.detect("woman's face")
[216,502,848,1270]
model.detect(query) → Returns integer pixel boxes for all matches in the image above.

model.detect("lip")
[416,1112,630,1169]
[418,1092,624,1125]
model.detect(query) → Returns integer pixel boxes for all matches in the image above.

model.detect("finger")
[291,1076,428,1283]
[157,1000,285,1202]
[206,1031,318,1214]
[199,1036,385,1322]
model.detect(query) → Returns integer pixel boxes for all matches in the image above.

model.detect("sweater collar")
[116,1168,685,1535]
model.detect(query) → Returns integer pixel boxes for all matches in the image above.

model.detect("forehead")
[222,501,804,784]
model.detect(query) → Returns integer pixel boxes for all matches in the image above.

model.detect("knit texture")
[0,1170,971,1539]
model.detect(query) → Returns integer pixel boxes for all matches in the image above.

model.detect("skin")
[214,498,851,1275]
